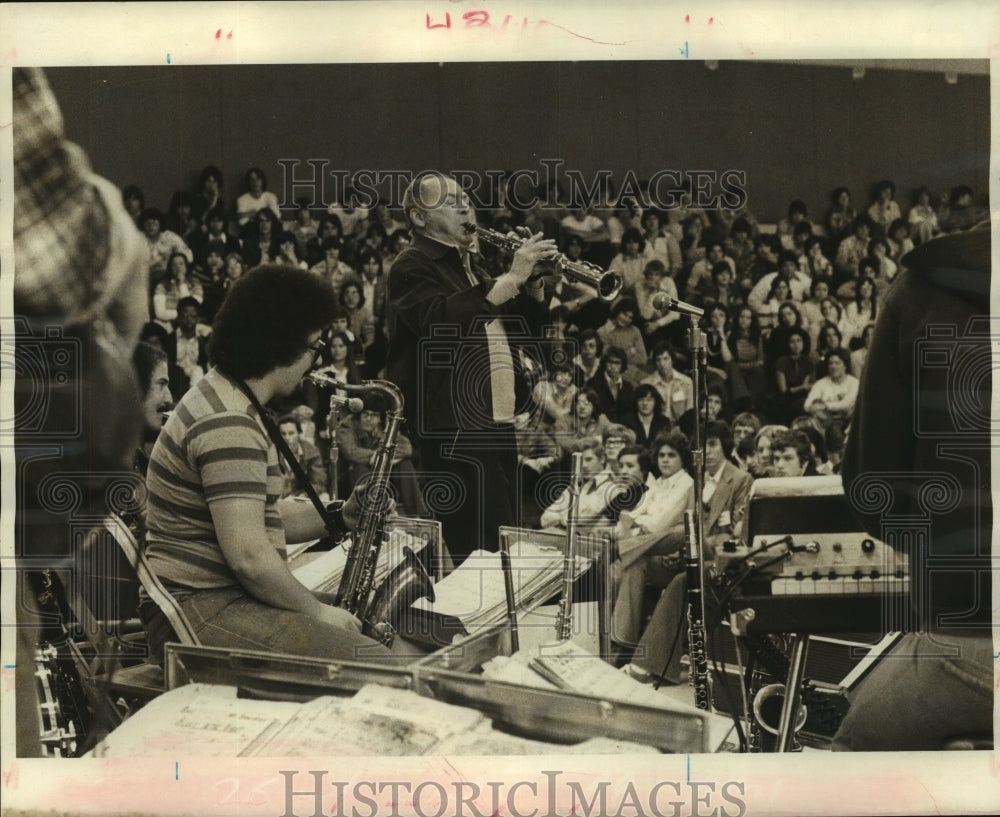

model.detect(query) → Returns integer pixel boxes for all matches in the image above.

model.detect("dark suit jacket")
[620,411,672,449]
[586,372,636,424]
[385,232,547,438]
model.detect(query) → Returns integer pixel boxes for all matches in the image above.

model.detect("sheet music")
[410,545,590,630]
[92,683,301,757]
[244,685,485,756]
[434,721,658,756]
[290,529,427,594]
[496,640,707,714]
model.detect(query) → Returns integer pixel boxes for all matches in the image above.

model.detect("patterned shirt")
[13,67,147,338]
[144,368,286,590]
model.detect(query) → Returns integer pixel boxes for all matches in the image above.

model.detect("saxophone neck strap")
[232,375,346,540]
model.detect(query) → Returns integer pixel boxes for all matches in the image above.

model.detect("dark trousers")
[417,424,521,563]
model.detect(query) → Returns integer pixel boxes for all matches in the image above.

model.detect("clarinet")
[555,452,584,640]
[684,510,711,710]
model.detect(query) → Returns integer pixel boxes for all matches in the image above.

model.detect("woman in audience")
[277,230,309,269]
[700,260,744,313]
[241,207,282,267]
[305,214,345,267]
[193,165,224,227]
[776,199,809,250]
[730,305,768,409]
[597,297,647,373]
[236,166,281,227]
[804,347,859,435]
[866,180,901,236]
[723,217,756,284]
[753,275,792,332]
[886,218,914,265]
[140,207,193,280]
[844,275,878,346]
[834,214,874,283]
[749,424,787,478]
[678,214,708,280]
[764,300,805,368]
[310,234,354,295]
[867,236,898,293]
[907,185,939,245]
[338,279,375,355]
[151,251,202,333]
[818,296,851,343]
[803,235,834,283]
[310,329,363,472]
[773,327,815,424]
[608,227,649,292]
[532,362,577,431]
[825,186,857,245]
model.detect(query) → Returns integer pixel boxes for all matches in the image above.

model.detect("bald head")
[402,172,475,248]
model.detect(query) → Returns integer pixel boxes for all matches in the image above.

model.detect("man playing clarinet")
[385,172,557,561]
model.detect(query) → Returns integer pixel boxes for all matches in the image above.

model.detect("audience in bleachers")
[124,163,983,570]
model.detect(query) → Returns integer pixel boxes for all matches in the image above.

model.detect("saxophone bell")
[752,683,808,737]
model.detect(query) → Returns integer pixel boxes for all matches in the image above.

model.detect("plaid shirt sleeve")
[13,67,148,342]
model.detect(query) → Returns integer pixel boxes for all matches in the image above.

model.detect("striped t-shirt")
[144,367,286,590]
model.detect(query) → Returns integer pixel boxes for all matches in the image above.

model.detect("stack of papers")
[290,528,428,595]
[409,543,589,632]
[92,681,660,757]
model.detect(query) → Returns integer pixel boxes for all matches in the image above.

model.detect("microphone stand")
[685,314,712,710]
[326,395,340,501]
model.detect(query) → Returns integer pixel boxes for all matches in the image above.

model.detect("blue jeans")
[141,586,417,665]
[832,631,994,751]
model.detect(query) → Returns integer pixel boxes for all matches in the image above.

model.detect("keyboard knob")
[861,538,876,554]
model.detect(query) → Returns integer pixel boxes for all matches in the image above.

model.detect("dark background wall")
[46,61,990,221]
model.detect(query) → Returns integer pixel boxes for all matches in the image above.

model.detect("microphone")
[650,292,705,317]
[332,395,365,414]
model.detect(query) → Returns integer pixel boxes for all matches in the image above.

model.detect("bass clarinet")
[684,510,711,710]
[307,374,434,646]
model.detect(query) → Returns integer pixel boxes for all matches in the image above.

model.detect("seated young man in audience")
[641,342,694,426]
[621,421,753,682]
[729,411,761,469]
[769,428,819,477]
[586,345,636,425]
[539,436,622,535]
[610,430,694,648]
[277,415,329,501]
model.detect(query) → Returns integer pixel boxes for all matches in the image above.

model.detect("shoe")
[620,663,653,683]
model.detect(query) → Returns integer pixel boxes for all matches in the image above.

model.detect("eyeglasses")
[306,337,327,361]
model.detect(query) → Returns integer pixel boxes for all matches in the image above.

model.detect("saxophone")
[307,375,435,646]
